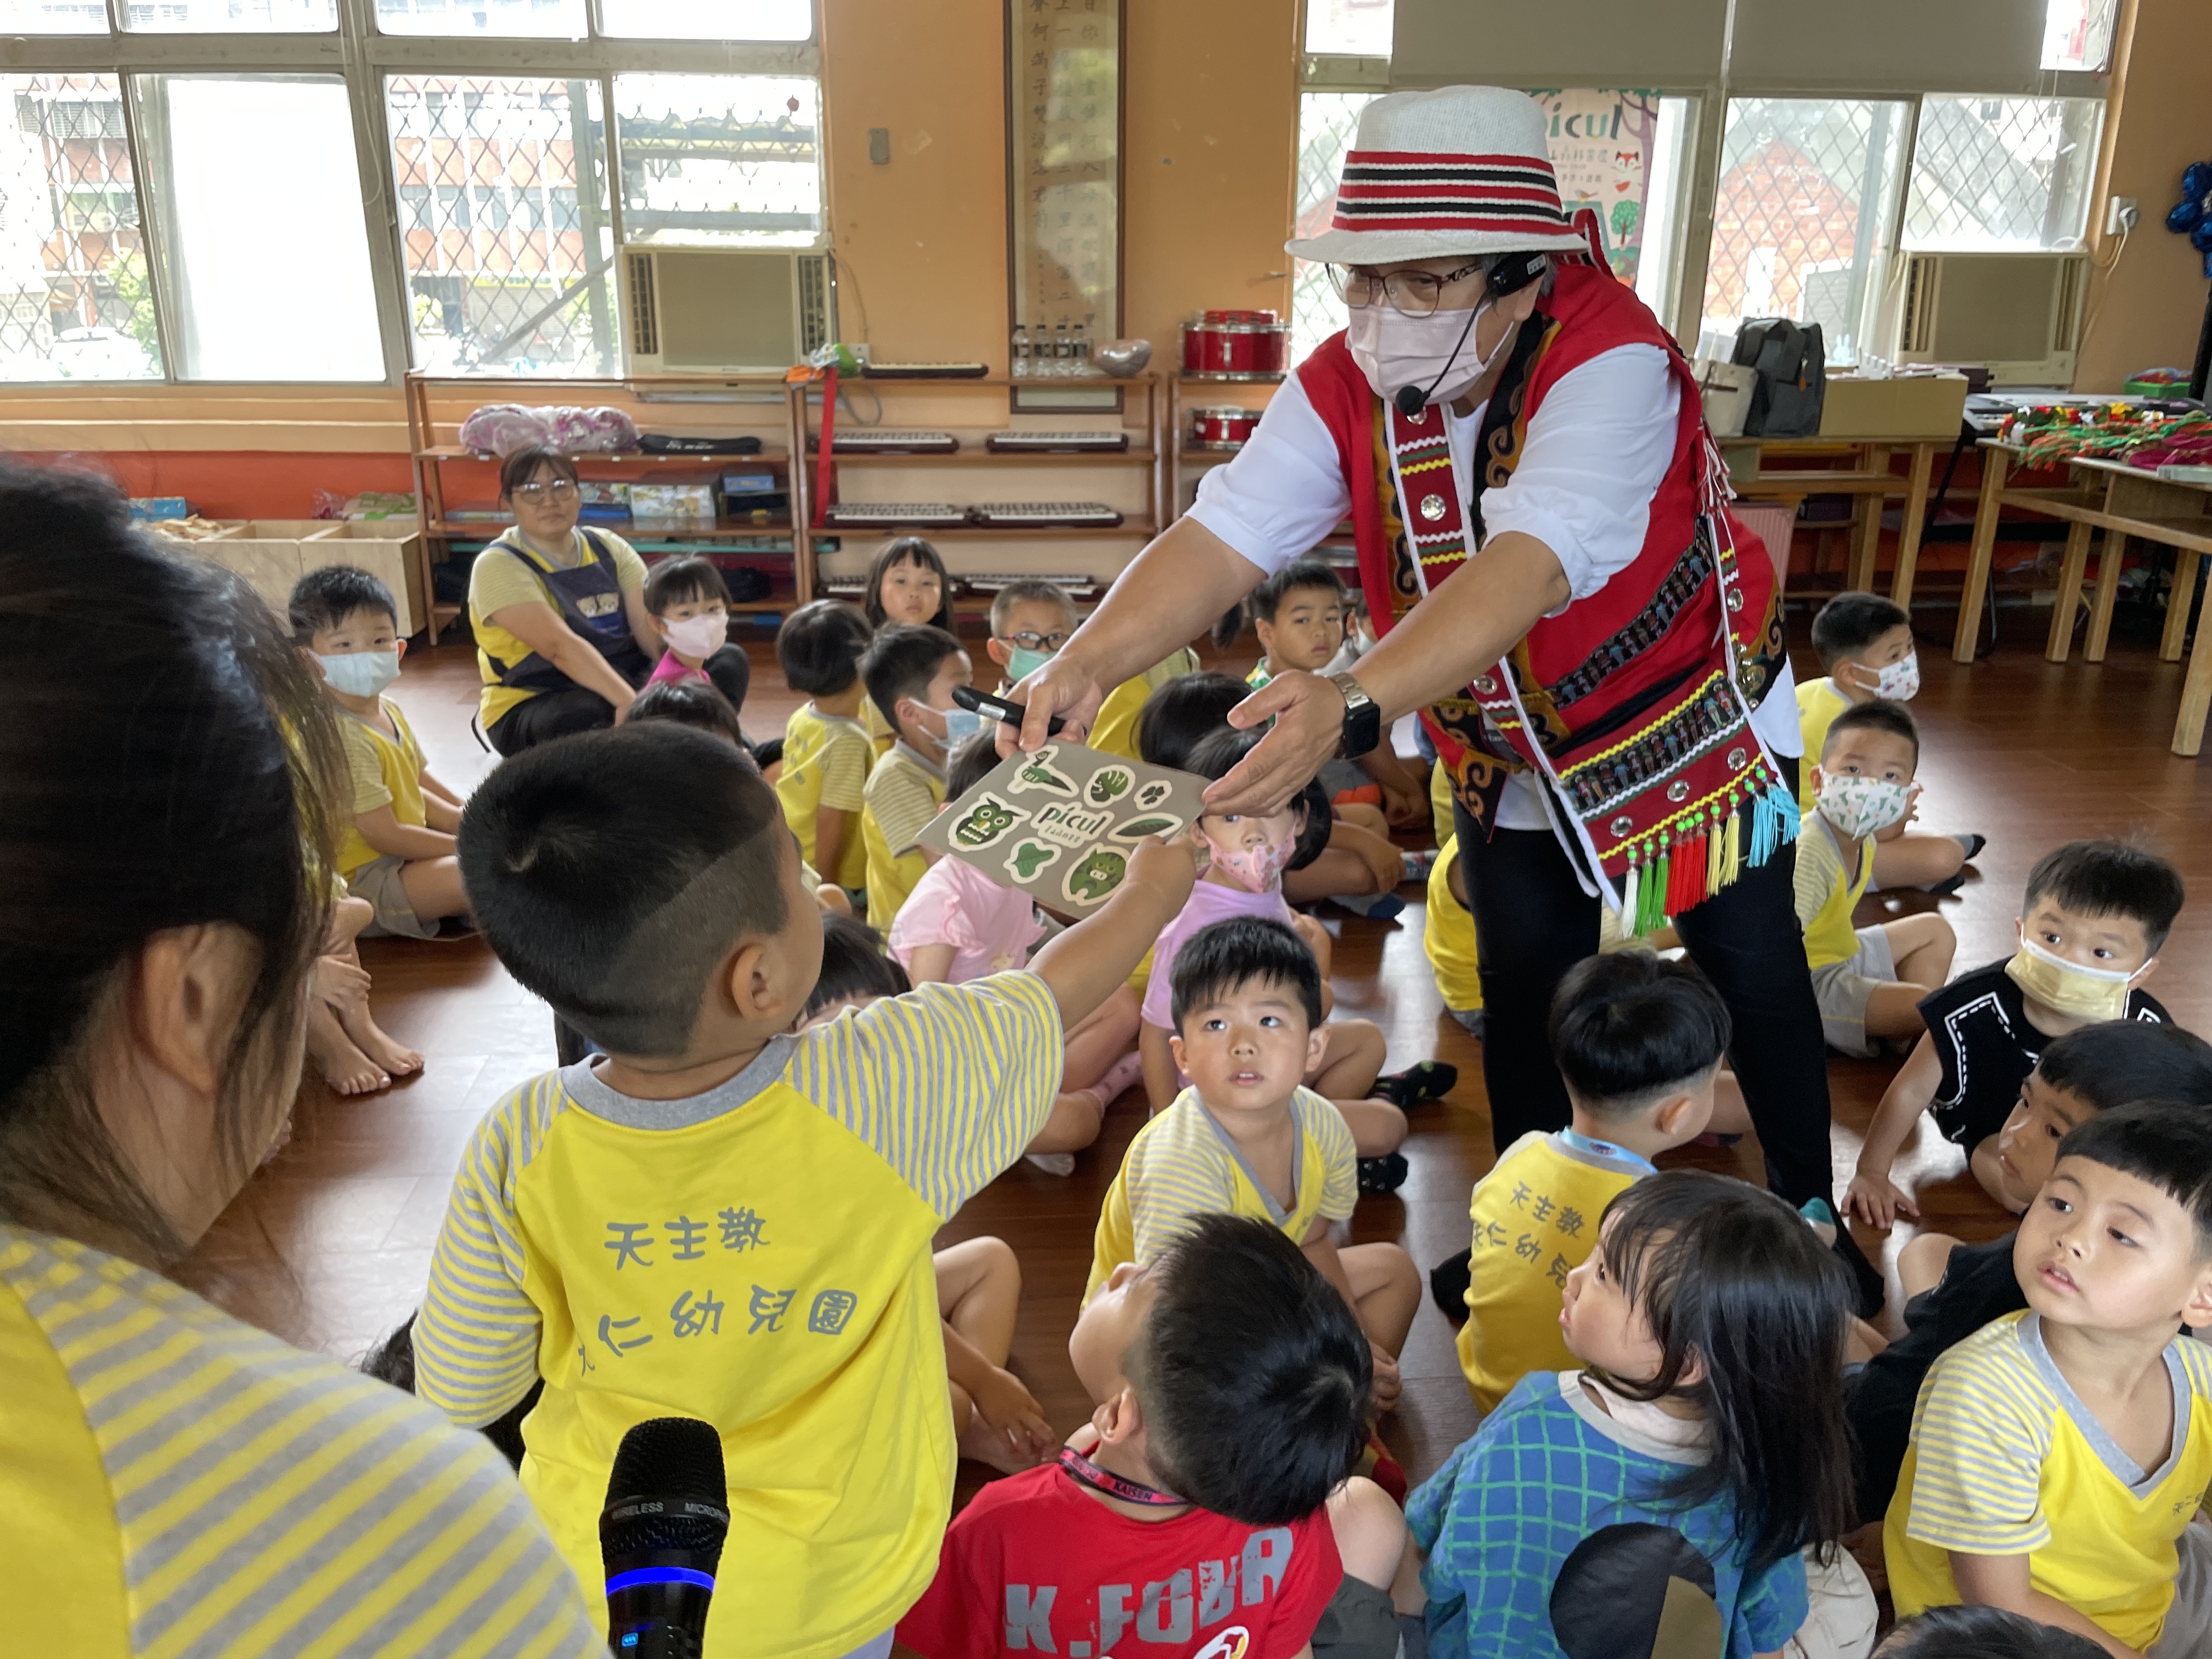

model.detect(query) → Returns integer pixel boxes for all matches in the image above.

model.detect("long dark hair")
[1586,1170,1856,1576]
[0,464,340,1263]
[862,535,952,630]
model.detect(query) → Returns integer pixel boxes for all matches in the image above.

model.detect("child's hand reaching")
[971,1363,1057,1468]
[1843,1166,1920,1229]
[1381,776,1426,830]
[1125,831,1200,906]
[1368,1341,1402,1414]
[313,953,373,1017]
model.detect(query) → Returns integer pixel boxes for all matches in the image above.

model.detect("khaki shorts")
[348,854,438,941]
[1808,923,1897,1058]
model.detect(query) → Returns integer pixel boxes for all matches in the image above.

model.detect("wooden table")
[1953,438,2212,755]
[1719,435,1943,605]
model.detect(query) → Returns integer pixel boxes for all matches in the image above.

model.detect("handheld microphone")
[601,1417,730,1659]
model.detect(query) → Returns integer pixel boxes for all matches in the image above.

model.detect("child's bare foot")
[309,1008,391,1096]
[340,1005,422,1079]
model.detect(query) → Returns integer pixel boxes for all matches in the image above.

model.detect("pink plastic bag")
[459,403,639,456]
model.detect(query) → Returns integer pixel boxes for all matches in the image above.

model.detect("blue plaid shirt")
[1407,1372,1807,1658]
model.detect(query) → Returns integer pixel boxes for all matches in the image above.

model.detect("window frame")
[1,0,820,385]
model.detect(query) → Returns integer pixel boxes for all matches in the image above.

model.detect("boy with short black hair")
[859,622,971,929]
[417,720,1195,1657]
[1453,951,1732,1415]
[775,599,878,893]
[1800,589,1983,889]
[902,1214,1410,1659]
[289,564,470,941]
[984,578,1078,691]
[1885,1102,2212,1656]
[1847,1019,2212,1525]
[1096,915,1421,1411]
[1795,699,1957,1056]
[1849,838,2183,1225]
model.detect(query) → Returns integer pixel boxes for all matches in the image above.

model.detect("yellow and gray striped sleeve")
[1792,821,1836,932]
[415,1074,568,1430]
[789,972,1065,1218]
[819,725,871,812]
[1312,1092,1360,1222]
[337,718,394,815]
[3,1231,601,1659]
[866,757,943,855]
[1126,1104,1240,1267]
[1903,1330,2056,1556]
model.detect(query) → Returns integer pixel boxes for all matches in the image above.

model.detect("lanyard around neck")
[1057,1444,1186,1508]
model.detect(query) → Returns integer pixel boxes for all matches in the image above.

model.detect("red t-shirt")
[898,1462,1342,1659]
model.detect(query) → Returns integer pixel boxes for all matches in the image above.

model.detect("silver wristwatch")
[1328,671,1383,758]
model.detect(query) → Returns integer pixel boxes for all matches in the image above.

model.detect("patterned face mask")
[1200,821,1297,893]
[1813,772,1911,840]
[1850,650,1920,702]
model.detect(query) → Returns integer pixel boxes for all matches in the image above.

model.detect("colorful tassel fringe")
[1616,770,1798,928]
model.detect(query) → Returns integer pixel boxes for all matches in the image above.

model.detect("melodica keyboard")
[860,360,990,379]
[812,429,960,454]
[969,501,1124,528]
[984,430,1129,453]
[961,571,1101,597]
[820,501,970,528]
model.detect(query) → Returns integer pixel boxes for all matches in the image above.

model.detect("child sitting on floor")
[1848,837,2183,1226]
[1846,1019,2212,1526]
[775,599,877,895]
[289,566,470,941]
[1452,952,1731,1417]
[1795,699,1957,1056]
[983,577,1077,694]
[1094,915,1421,1414]
[859,622,972,930]
[1141,726,1451,1186]
[1884,1103,2212,1657]
[640,554,751,716]
[1244,558,1427,830]
[891,733,1144,1176]
[903,1215,1410,1659]
[1799,591,1983,892]
[1412,1171,1872,1659]
[415,721,1194,1656]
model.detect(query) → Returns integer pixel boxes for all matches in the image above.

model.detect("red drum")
[1179,309,1289,379]
[1190,406,1260,448]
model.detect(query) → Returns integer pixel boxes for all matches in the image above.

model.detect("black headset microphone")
[1389,249,1549,420]
[601,1417,730,1659]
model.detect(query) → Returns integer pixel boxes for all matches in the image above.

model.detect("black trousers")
[485,645,748,759]
[1452,756,1835,1208]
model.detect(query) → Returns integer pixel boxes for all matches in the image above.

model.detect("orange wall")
[2075,0,2212,392]
[13,451,414,518]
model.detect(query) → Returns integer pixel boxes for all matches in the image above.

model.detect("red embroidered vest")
[1299,264,1794,923]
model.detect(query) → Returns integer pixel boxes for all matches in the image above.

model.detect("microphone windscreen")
[1392,384,1428,418]
[601,1417,730,1574]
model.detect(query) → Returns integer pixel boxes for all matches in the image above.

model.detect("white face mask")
[1850,649,1921,702]
[1346,297,1512,411]
[661,612,727,660]
[317,650,400,698]
[1814,772,1912,840]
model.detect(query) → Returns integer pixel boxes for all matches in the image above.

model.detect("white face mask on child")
[1813,772,1912,841]
[317,650,400,698]
[661,612,727,659]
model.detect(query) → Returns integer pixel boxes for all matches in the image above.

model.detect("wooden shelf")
[824,448,1154,465]
[426,515,792,537]
[817,521,1154,539]
[414,445,786,466]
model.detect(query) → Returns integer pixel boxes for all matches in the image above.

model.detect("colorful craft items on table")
[912,741,1207,912]
[1995,403,2212,472]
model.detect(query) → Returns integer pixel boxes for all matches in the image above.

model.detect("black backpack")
[1730,318,1827,438]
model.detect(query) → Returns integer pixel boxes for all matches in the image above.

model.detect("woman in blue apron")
[469,445,658,756]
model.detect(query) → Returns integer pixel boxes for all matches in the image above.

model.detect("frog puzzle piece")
[1086,766,1134,806]
[1007,745,1077,798]
[1133,778,1173,811]
[1063,846,1128,906]
[950,792,1025,850]
[1004,838,1060,883]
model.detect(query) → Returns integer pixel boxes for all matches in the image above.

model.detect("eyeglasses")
[511,478,579,502]
[994,629,1071,651]
[1327,260,1488,318]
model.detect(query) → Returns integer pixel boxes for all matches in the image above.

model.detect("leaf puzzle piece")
[1003,838,1060,883]
[1086,765,1134,806]
[1133,778,1173,811]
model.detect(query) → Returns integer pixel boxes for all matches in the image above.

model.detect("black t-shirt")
[1916,960,2172,1147]
[1844,1232,2026,1525]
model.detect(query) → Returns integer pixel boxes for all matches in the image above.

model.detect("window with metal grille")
[1904,97,2104,253]
[612,74,822,246]
[1290,90,1371,367]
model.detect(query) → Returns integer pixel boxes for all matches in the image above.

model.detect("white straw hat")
[1286,86,1593,265]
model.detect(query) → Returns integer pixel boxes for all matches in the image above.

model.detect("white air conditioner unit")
[1883,252,2089,388]
[618,245,837,376]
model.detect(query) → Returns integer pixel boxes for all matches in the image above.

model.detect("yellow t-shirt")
[1429,752,1457,849]
[415,974,1065,1659]
[778,703,874,890]
[0,1226,599,1659]
[1793,816,1875,971]
[333,697,428,881]
[862,742,945,930]
[1090,647,1203,764]
[1454,1131,1648,1415]
[1085,1086,1357,1302]
[469,529,648,732]
[1887,1311,2212,1652]
[862,695,896,755]
[1425,836,1483,1014]
[1796,676,1853,811]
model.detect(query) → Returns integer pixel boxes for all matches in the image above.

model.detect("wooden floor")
[180,606,2212,1497]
